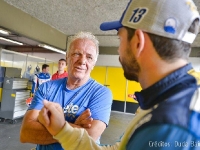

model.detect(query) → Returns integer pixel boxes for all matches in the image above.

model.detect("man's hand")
[74,109,93,128]
[38,100,66,136]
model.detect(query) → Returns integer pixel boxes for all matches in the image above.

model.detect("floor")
[0,111,134,150]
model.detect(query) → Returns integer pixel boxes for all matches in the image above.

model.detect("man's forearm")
[69,121,104,141]
[54,122,119,150]
[68,122,81,128]
[20,119,57,144]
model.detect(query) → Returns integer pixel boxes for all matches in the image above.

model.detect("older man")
[37,0,200,150]
[20,32,112,150]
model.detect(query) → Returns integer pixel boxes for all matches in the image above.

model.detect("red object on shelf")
[26,97,33,107]
[128,94,134,98]
[128,94,137,100]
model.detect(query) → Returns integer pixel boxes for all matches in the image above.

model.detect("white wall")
[24,53,121,66]
[23,52,200,71]
[96,55,200,71]
[25,52,65,62]
[189,57,200,72]
[96,55,121,67]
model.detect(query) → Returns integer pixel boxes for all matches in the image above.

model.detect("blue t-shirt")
[29,77,112,150]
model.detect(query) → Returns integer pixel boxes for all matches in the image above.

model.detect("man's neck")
[139,59,188,89]
[58,70,65,75]
[66,77,89,90]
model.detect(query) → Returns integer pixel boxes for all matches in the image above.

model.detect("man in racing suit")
[37,0,200,149]
[31,64,51,94]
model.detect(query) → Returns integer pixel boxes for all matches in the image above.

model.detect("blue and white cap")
[100,0,200,44]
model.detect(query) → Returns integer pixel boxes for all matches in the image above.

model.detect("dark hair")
[42,64,49,70]
[59,58,66,62]
[125,19,199,62]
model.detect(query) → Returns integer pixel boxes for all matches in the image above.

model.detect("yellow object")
[0,88,2,102]
[11,94,16,97]
[91,66,142,103]
[126,81,142,103]
[90,66,106,85]
[188,69,200,85]
[107,67,126,102]
[31,93,34,97]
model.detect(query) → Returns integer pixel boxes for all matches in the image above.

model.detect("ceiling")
[3,0,127,35]
[1,0,200,54]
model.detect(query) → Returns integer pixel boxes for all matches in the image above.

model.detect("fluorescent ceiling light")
[38,44,66,55]
[0,29,10,35]
[0,37,23,45]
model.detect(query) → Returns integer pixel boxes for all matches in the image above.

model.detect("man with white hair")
[20,32,113,150]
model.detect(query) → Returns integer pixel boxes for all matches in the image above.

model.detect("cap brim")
[100,21,122,31]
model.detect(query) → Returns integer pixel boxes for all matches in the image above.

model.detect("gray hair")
[67,31,99,61]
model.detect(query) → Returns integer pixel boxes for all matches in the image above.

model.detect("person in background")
[22,64,32,81]
[20,31,113,150]
[37,0,200,150]
[31,64,51,95]
[51,59,68,80]
[31,65,40,81]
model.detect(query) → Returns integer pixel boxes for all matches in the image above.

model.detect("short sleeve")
[87,86,113,126]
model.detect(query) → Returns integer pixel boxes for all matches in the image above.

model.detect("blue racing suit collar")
[135,63,193,110]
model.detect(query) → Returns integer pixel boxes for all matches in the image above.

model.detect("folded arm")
[69,108,106,141]
[38,100,119,150]
[20,109,57,144]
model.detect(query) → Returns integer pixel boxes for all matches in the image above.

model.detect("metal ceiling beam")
[5,46,57,53]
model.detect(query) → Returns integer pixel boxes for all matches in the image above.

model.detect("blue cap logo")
[164,18,177,34]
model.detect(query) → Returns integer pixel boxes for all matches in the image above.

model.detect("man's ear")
[134,29,145,57]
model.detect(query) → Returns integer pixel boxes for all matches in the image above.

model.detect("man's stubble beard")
[119,47,140,82]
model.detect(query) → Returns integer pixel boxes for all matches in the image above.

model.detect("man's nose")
[78,55,87,64]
